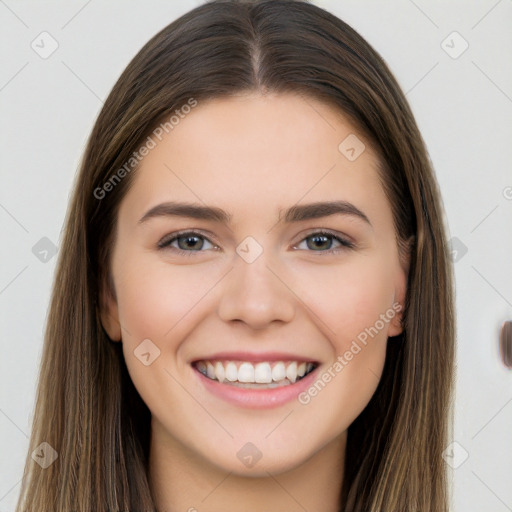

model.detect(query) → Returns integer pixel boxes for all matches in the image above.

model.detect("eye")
[294,230,354,254]
[158,231,217,255]
[158,229,354,256]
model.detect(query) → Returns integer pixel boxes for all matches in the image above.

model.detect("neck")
[148,420,346,512]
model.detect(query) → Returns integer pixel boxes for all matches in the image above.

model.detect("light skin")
[100,92,409,512]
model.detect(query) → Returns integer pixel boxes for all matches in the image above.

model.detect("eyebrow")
[138,200,371,226]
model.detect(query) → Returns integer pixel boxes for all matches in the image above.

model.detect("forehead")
[119,92,388,228]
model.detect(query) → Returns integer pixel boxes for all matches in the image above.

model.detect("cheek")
[113,257,220,411]
[296,258,393,432]
[114,256,219,343]
[291,253,398,348]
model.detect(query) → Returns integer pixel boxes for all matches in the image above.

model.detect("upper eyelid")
[158,229,353,250]
[158,229,219,248]
[294,230,353,247]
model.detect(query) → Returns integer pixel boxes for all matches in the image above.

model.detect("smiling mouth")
[192,360,318,389]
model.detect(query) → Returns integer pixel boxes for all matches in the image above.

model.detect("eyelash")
[157,229,355,256]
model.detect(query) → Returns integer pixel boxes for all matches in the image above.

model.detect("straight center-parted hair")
[16,1,455,511]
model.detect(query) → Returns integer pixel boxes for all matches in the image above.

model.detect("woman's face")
[101,92,408,476]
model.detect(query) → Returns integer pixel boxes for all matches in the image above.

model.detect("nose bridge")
[216,238,295,328]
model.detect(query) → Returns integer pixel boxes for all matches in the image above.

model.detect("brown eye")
[158,231,216,254]
[295,231,354,254]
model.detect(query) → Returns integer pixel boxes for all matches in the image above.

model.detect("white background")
[1,1,511,511]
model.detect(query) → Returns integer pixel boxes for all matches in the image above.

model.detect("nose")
[216,248,296,330]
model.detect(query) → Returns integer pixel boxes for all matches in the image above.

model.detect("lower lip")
[193,366,319,409]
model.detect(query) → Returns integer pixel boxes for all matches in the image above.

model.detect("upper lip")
[191,351,319,363]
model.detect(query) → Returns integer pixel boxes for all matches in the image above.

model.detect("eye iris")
[308,234,332,251]
[170,233,340,252]
[178,234,202,250]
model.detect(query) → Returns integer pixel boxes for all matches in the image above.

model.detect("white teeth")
[225,362,238,382]
[198,359,316,385]
[271,362,286,381]
[206,362,216,379]
[254,362,272,383]
[286,361,297,383]
[238,362,255,383]
[215,361,225,383]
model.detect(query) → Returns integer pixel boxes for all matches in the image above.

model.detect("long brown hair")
[16,1,455,510]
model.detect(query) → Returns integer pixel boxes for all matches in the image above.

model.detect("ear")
[388,235,413,337]
[98,273,122,342]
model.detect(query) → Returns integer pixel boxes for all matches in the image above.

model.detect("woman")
[16,1,455,510]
